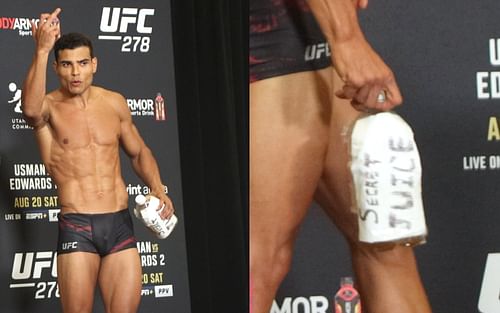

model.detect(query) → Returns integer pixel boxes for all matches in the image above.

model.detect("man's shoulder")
[45,89,60,103]
[92,86,125,101]
[93,86,129,118]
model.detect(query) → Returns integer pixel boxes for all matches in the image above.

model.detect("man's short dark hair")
[54,32,94,61]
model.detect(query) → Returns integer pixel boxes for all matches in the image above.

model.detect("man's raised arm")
[22,8,61,127]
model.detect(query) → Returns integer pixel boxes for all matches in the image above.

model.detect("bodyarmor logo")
[478,253,500,313]
[98,7,155,53]
[126,93,166,121]
[0,17,37,37]
[127,98,154,117]
[11,252,57,285]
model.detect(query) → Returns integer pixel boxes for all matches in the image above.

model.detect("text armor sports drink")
[348,112,428,246]
[334,277,361,313]
[134,194,177,239]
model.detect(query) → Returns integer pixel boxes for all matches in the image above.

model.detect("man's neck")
[59,85,94,108]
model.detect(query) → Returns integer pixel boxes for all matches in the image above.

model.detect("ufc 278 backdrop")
[274,1,500,313]
[0,1,191,312]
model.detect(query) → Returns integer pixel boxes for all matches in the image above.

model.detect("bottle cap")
[341,277,354,286]
[135,194,147,205]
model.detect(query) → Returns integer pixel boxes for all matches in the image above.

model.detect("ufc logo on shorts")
[61,242,78,250]
[100,7,154,34]
[304,43,331,61]
[478,253,500,313]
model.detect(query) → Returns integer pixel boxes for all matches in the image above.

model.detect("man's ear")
[92,57,98,73]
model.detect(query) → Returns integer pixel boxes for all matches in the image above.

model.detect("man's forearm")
[22,51,49,119]
[132,147,165,195]
[308,0,363,43]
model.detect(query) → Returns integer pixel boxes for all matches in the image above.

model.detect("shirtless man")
[22,8,174,313]
[250,0,432,312]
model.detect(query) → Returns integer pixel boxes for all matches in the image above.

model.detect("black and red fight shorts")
[57,209,137,256]
[249,0,332,83]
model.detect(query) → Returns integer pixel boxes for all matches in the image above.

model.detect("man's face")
[54,46,97,96]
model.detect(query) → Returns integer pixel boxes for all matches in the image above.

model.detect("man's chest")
[49,103,121,148]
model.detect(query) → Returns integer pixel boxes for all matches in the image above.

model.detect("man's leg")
[250,68,332,313]
[58,252,100,313]
[98,248,142,313]
[315,72,432,313]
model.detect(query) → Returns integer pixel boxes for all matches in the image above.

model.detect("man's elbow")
[21,105,45,128]
[133,146,154,164]
[21,106,35,119]
[21,96,34,115]
[21,106,39,121]
[128,143,152,164]
[137,146,154,160]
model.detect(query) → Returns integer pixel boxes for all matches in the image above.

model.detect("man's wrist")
[151,185,167,196]
[35,49,51,59]
[331,14,364,43]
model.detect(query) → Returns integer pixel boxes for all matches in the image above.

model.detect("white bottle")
[134,194,178,239]
[349,112,427,246]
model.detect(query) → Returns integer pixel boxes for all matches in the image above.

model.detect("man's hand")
[332,33,403,112]
[150,189,175,220]
[30,8,62,54]
[308,0,401,112]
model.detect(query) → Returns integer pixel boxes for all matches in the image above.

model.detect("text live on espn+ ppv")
[269,1,500,313]
[0,1,191,313]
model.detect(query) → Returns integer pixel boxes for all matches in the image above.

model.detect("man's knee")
[61,300,93,313]
[108,303,139,313]
[251,244,294,288]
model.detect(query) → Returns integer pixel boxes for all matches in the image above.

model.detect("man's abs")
[45,142,129,214]
[56,178,129,214]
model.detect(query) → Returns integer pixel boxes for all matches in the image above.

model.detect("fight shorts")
[57,209,137,256]
[249,0,332,82]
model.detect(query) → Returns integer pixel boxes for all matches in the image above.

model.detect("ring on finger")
[376,90,387,103]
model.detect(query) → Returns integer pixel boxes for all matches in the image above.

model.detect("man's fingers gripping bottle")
[134,194,178,239]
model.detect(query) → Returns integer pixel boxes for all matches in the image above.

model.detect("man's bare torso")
[36,86,129,214]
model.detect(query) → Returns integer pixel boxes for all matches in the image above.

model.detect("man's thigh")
[250,68,333,254]
[314,71,363,242]
[98,248,142,313]
[58,252,101,313]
